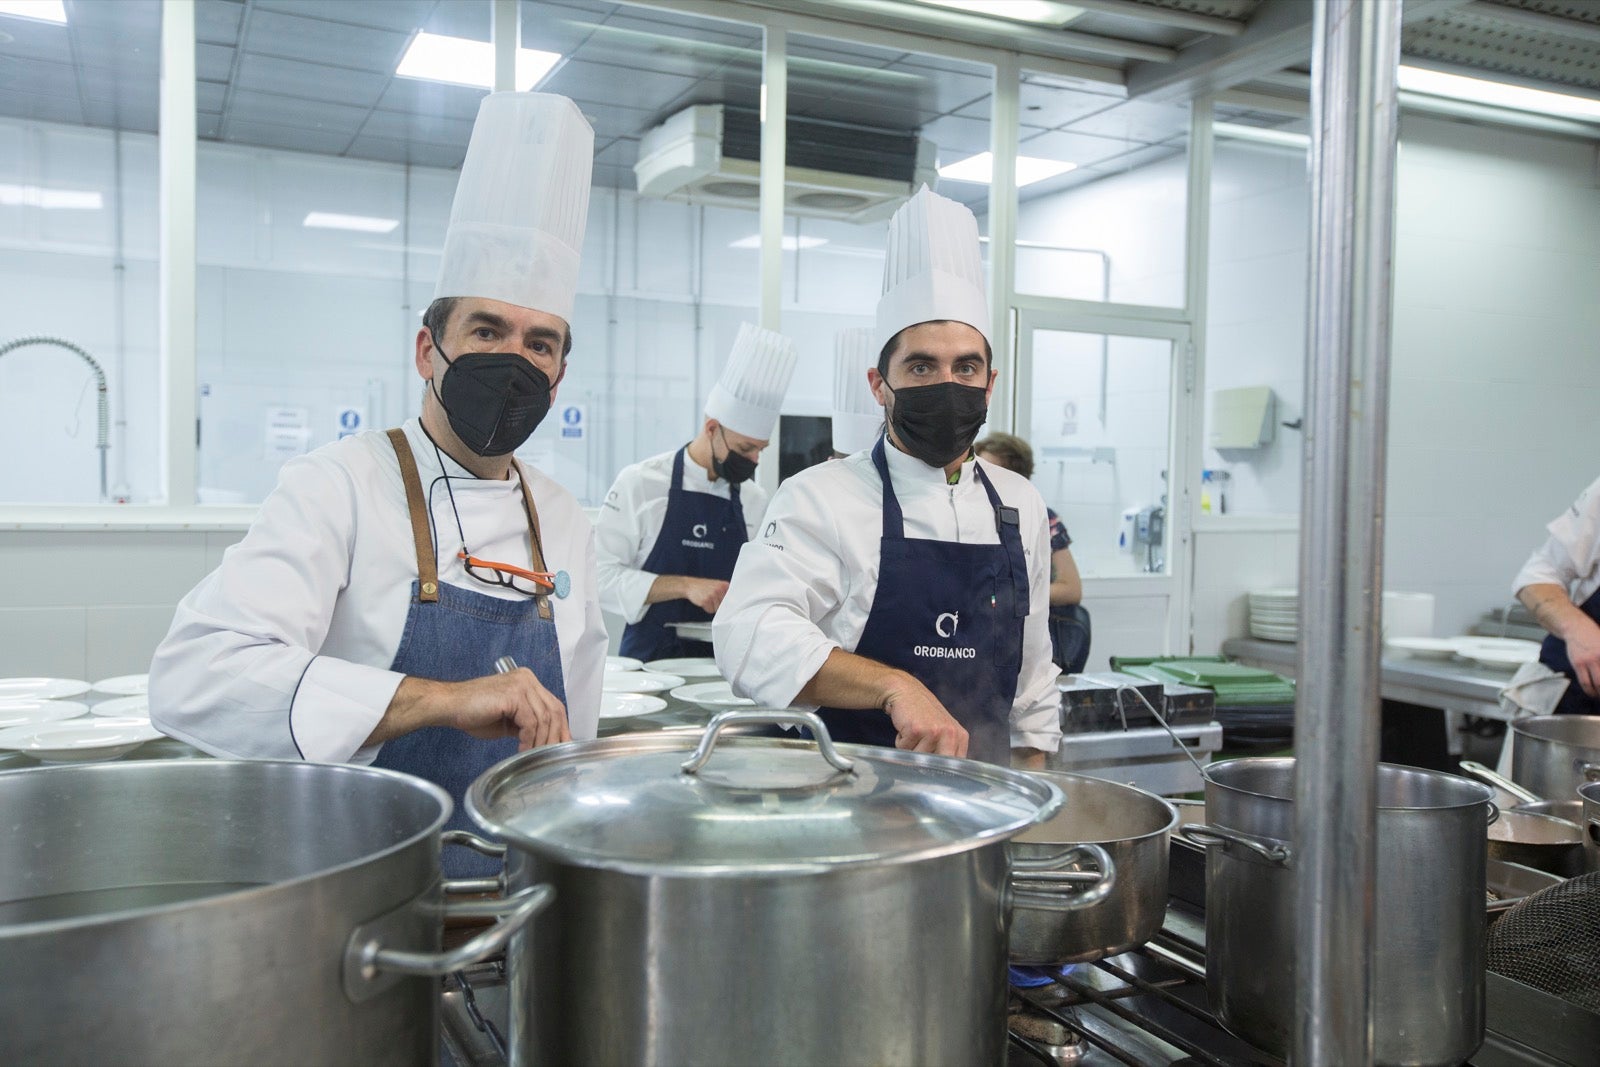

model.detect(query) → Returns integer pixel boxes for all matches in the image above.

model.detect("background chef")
[714,186,1061,768]
[595,323,797,662]
[1514,473,1600,715]
[149,92,608,875]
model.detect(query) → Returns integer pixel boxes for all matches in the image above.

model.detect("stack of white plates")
[1247,589,1299,642]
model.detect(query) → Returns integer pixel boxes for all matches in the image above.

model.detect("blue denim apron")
[1538,583,1600,716]
[816,439,1031,766]
[371,430,566,877]
[619,446,746,662]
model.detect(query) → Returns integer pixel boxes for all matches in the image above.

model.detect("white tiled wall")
[1188,527,1301,654]
[0,529,246,680]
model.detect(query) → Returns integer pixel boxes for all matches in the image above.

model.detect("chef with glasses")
[150,92,608,873]
[714,187,1061,768]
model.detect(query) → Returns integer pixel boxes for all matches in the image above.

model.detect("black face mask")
[712,428,758,485]
[883,379,991,468]
[430,332,554,458]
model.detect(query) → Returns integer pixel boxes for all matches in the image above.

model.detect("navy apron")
[816,439,1031,766]
[619,447,747,662]
[372,430,566,877]
[1538,583,1600,716]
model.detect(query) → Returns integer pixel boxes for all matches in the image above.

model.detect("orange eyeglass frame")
[457,550,557,591]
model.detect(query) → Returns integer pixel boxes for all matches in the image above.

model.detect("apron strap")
[975,462,1032,620]
[387,428,440,603]
[871,437,907,540]
[512,460,554,622]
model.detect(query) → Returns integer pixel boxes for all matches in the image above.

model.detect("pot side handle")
[1177,823,1292,867]
[440,829,508,896]
[1582,761,1600,784]
[343,884,553,1003]
[1008,843,1117,912]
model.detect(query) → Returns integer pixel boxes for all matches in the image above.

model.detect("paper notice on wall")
[265,406,310,461]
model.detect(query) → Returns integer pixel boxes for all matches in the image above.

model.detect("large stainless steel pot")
[1009,770,1177,964]
[0,760,548,1066]
[468,710,1115,1067]
[1178,757,1493,1067]
[1511,715,1600,800]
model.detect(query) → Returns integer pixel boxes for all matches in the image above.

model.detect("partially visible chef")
[830,327,881,458]
[594,324,797,662]
[149,92,608,874]
[713,186,1061,768]
[1513,474,1600,715]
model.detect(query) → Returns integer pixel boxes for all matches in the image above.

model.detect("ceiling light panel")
[938,152,1078,187]
[396,32,561,93]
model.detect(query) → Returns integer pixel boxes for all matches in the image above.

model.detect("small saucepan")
[1461,760,1585,825]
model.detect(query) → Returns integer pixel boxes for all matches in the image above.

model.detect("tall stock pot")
[1511,715,1600,801]
[0,760,547,1066]
[1178,758,1494,1067]
[468,710,1115,1067]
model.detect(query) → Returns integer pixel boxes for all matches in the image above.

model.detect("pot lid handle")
[681,709,857,777]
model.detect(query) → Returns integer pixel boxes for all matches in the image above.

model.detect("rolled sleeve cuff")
[1010,702,1062,755]
[290,657,404,764]
[616,569,659,624]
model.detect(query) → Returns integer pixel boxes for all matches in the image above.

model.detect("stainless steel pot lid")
[468,710,1064,876]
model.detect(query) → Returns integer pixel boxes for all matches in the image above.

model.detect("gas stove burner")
[1008,1006,1089,1066]
[1008,963,1079,989]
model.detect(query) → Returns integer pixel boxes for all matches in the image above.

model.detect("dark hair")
[422,296,574,358]
[974,432,1034,478]
[877,320,992,377]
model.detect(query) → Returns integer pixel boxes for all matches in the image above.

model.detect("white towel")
[1497,660,1568,719]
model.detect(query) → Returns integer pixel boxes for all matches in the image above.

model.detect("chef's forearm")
[645,574,690,605]
[365,676,450,745]
[1518,583,1597,642]
[795,649,916,711]
[1012,747,1046,770]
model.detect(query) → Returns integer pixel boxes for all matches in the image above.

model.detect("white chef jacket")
[713,446,1062,753]
[1512,474,1600,607]
[594,446,770,623]
[149,418,607,764]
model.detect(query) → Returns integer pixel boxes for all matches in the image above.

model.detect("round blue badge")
[553,570,571,599]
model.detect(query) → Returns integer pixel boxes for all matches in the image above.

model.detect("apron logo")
[680,521,715,550]
[693,523,708,539]
[935,612,960,638]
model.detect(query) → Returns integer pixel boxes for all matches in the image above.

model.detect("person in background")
[595,324,798,663]
[975,432,1089,673]
[831,326,881,458]
[714,186,1060,769]
[149,93,608,875]
[1514,474,1600,715]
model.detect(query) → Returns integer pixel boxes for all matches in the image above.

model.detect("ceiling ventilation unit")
[633,104,937,224]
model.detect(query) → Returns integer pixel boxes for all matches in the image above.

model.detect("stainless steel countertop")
[1222,637,1518,720]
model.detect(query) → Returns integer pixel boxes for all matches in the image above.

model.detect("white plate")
[599,692,670,719]
[1385,637,1463,660]
[0,677,92,702]
[670,681,756,709]
[602,672,684,694]
[605,656,644,674]
[1461,647,1540,670]
[645,657,721,679]
[0,717,164,763]
[1250,610,1298,622]
[1457,637,1542,656]
[0,700,90,729]
[91,673,149,696]
[91,695,151,720]
[665,621,715,642]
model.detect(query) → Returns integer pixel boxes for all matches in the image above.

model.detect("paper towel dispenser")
[1209,386,1276,449]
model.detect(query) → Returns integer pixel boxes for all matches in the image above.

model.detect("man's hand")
[376,670,571,750]
[680,577,730,614]
[882,672,968,758]
[1566,617,1600,698]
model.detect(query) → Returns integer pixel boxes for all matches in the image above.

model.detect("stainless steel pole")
[1294,1,1403,1064]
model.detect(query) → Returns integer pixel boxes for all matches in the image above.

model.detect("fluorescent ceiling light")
[729,234,828,251]
[0,183,101,209]
[0,0,66,24]
[909,0,1084,27]
[1213,122,1309,149]
[1399,65,1600,124]
[396,32,561,92]
[939,152,1077,187]
[303,211,399,233]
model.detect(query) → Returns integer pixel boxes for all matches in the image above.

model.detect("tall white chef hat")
[433,92,594,325]
[704,323,798,441]
[874,185,991,359]
[831,327,881,455]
